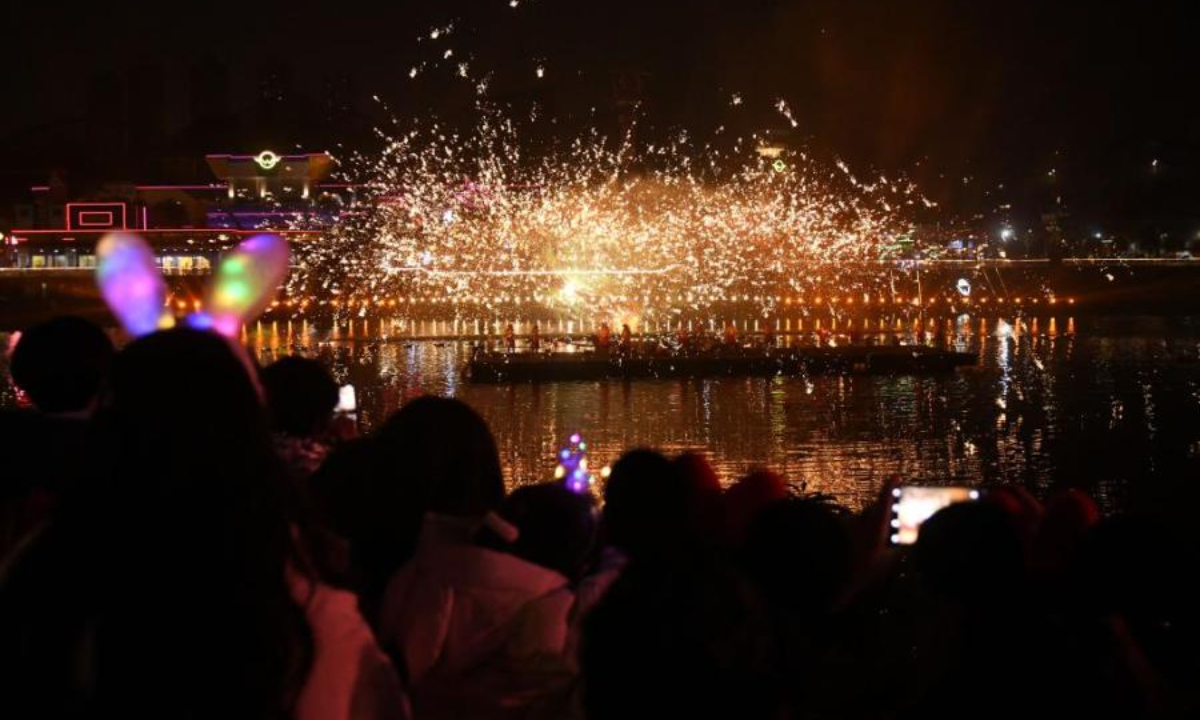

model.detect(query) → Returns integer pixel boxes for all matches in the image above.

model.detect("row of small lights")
[169,296,1077,311]
[263,295,1075,308]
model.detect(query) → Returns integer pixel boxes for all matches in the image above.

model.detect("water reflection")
[239,315,1200,513]
[1,316,1195,514]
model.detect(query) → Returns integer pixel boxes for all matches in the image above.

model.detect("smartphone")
[336,384,357,415]
[890,486,980,546]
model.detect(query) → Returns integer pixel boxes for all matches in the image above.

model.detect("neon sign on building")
[254,150,282,171]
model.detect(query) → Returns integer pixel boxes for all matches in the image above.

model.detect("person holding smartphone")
[260,357,357,481]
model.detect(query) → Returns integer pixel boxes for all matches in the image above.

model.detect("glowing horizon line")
[389,266,681,277]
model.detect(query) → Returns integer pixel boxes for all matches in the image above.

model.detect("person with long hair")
[0,329,408,720]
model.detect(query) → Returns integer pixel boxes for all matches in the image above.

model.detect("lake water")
[4,314,1198,514]
[229,314,1200,514]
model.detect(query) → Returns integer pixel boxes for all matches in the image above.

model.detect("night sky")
[3,0,1196,235]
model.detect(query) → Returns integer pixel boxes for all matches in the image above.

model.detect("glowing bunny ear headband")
[95,233,290,339]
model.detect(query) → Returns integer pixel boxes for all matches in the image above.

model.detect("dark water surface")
[4,315,1198,514]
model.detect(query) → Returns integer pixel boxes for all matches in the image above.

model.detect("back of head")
[673,452,722,497]
[102,329,273,495]
[306,437,401,615]
[1031,489,1100,576]
[582,556,781,720]
[259,355,339,437]
[602,449,695,563]
[492,482,597,580]
[722,468,788,548]
[358,397,503,604]
[988,485,1044,548]
[914,500,1026,607]
[375,396,504,519]
[9,316,114,414]
[307,437,378,540]
[741,495,853,619]
[61,329,310,716]
[673,451,724,537]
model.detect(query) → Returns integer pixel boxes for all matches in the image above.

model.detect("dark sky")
[3,0,1196,233]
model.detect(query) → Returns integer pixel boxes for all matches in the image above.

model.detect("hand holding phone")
[890,486,980,545]
[328,384,359,441]
[336,384,357,415]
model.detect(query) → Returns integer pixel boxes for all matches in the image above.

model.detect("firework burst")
[289,24,929,323]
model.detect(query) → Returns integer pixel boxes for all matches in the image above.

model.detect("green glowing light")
[218,281,251,305]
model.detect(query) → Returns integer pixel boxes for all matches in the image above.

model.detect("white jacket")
[291,571,412,720]
[379,514,577,719]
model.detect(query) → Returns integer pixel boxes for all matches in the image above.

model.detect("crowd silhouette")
[1,315,1197,719]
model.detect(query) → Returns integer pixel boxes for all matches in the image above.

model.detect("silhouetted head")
[603,448,702,564]
[9,316,114,414]
[914,500,1026,607]
[673,451,722,493]
[481,482,597,581]
[1031,489,1101,575]
[722,468,789,547]
[741,495,853,618]
[582,557,782,720]
[988,485,1044,548]
[58,328,311,716]
[348,397,503,612]
[307,438,377,539]
[375,395,504,519]
[259,355,339,437]
[672,451,724,534]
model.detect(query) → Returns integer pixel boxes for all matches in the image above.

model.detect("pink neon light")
[142,206,149,230]
[135,184,225,191]
[77,211,115,227]
[66,203,126,231]
[30,186,50,192]
[12,228,323,235]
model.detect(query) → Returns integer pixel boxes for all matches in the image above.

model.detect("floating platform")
[467,345,978,383]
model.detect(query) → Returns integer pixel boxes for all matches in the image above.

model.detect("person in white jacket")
[379,511,578,720]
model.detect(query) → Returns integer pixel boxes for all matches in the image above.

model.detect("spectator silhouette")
[599,449,701,567]
[722,468,788,548]
[582,556,782,720]
[358,397,504,625]
[1,316,112,564]
[375,400,580,718]
[260,356,342,481]
[0,329,407,720]
[478,482,597,583]
[8,316,114,416]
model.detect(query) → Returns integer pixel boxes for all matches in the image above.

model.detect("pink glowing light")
[67,202,126,231]
[96,233,169,337]
[77,211,115,227]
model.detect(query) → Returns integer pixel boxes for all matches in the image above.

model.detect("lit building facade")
[3,151,358,272]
